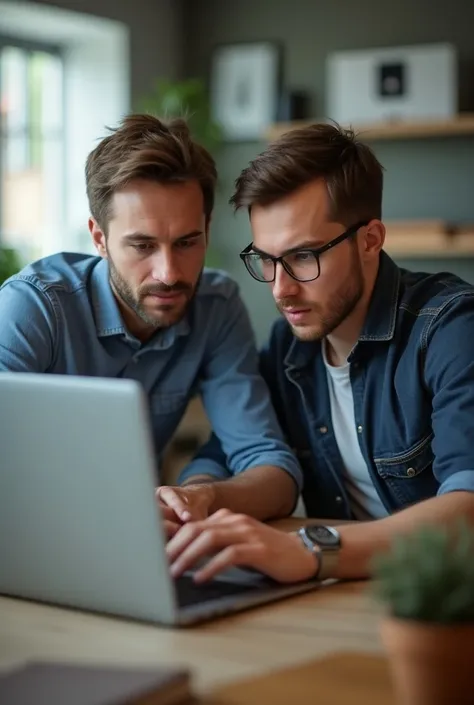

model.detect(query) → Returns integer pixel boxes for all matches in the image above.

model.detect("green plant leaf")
[0,247,21,285]
[370,520,474,624]
[137,77,223,155]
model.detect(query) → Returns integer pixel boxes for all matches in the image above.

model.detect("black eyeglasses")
[239,221,368,283]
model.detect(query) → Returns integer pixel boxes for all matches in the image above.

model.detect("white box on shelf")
[326,42,457,125]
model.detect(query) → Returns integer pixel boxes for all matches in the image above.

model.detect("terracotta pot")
[380,615,474,705]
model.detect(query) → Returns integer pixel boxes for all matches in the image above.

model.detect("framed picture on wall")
[210,41,282,141]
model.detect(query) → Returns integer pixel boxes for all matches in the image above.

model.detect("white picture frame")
[210,41,281,141]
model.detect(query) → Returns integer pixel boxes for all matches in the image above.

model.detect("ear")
[361,219,385,261]
[204,215,212,246]
[89,218,107,258]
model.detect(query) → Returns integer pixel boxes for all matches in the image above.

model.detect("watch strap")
[297,526,340,580]
[297,528,323,579]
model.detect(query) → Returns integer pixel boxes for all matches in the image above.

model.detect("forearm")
[334,491,474,580]
[185,466,298,520]
[178,453,231,485]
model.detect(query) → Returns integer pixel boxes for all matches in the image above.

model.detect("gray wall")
[183,0,474,344]
[34,0,184,104]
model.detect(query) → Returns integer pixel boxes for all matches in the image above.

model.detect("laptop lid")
[0,373,321,626]
[0,373,179,624]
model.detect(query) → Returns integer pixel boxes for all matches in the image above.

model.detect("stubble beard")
[107,255,196,329]
[278,247,364,342]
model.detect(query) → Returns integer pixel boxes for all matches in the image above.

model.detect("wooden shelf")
[384,221,474,258]
[385,236,474,258]
[265,114,474,142]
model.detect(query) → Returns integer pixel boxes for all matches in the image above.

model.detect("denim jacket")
[180,251,474,519]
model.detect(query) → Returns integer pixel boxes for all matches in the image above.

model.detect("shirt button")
[406,467,416,477]
[319,425,328,434]
[357,425,363,433]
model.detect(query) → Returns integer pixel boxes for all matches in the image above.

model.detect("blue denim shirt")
[182,251,474,518]
[0,252,302,487]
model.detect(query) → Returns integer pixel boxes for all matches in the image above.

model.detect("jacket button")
[319,426,328,434]
[406,467,416,477]
[335,496,343,503]
[357,425,363,433]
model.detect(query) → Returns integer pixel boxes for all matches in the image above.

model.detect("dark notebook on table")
[0,661,191,705]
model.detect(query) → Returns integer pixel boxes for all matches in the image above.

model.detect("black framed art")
[210,41,282,142]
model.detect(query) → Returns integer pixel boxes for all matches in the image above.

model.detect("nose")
[272,263,300,300]
[150,249,181,286]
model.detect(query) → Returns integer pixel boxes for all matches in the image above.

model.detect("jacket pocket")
[374,433,434,480]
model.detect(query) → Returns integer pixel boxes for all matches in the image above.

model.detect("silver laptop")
[0,373,319,626]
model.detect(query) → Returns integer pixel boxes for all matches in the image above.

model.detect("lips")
[143,293,185,308]
[148,292,183,299]
[282,307,312,324]
[145,290,185,301]
[282,307,311,314]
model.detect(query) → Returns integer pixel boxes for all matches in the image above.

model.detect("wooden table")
[0,518,391,703]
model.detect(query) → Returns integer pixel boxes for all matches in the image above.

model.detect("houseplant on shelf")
[138,78,224,269]
[0,246,21,286]
[371,520,474,705]
[138,77,223,158]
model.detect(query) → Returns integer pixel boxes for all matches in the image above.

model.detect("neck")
[325,263,379,367]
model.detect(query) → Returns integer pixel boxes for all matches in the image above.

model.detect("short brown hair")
[85,113,217,232]
[230,122,384,224]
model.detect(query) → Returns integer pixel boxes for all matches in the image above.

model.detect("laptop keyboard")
[174,574,263,608]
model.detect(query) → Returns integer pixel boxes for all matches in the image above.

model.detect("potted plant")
[138,77,223,156]
[138,78,224,269]
[371,521,474,705]
[0,246,21,286]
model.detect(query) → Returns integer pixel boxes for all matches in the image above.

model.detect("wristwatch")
[297,524,341,580]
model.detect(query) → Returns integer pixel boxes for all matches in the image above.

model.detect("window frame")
[0,34,65,247]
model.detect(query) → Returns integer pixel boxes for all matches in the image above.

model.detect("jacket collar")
[358,250,400,343]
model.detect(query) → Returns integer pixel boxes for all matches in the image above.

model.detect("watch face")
[306,525,340,547]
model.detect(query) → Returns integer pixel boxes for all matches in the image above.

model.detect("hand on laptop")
[166,509,318,584]
[156,484,216,538]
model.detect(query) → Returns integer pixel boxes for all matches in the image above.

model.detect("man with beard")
[166,122,474,586]
[0,114,302,532]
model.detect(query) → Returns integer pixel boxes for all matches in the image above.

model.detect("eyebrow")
[252,240,325,257]
[122,230,204,244]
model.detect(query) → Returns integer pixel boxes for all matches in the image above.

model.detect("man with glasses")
[166,121,474,586]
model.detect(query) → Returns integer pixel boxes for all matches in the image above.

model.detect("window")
[0,40,64,264]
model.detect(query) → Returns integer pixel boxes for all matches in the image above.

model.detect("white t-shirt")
[322,344,388,520]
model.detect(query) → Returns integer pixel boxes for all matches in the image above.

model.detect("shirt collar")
[90,258,190,349]
[91,258,125,337]
[284,250,401,370]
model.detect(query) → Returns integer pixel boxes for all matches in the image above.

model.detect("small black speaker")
[378,62,407,98]
[277,90,310,121]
